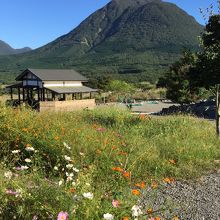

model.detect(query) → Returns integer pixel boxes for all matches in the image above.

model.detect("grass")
[0,104,219,219]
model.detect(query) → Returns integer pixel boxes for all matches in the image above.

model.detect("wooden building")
[7,69,98,111]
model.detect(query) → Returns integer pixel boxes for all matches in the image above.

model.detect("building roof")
[45,86,98,94]
[16,69,88,81]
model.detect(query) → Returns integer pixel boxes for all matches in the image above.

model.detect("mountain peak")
[112,0,160,6]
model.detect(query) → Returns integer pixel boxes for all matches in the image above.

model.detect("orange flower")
[112,167,123,172]
[163,177,175,184]
[132,189,140,196]
[22,128,28,132]
[54,136,59,140]
[168,159,176,165]
[155,217,161,220]
[70,188,75,193]
[118,151,128,156]
[112,146,117,150]
[173,217,179,220]
[122,217,129,220]
[147,208,153,215]
[123,171,131,178]
[151,181,158,189]
[135,181,146,189]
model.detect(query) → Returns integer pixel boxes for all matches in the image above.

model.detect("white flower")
[103,213,114,220]
[72,167,79,173]
[58,180,63,186]
[63,142,71,150]
[4,171,13,179]
[85,183,90,186]
[66,172,74,177]
[20,165,29,170]
[83,192,94,200]
[131,205,143,217]
[54,166,58,171]
[25,147,35,152]
[12,150,20,154]
[24,158,32,163]
[79,152,84,156]
[64,155,71,161]
[66,164,73,169]
[72,181,76,186]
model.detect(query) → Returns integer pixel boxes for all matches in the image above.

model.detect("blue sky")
[0,0,218,49]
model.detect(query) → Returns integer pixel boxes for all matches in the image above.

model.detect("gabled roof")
[16,69,88,81]
[45,86,98,94]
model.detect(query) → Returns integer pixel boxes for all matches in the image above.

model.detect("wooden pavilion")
[7,69,98,111]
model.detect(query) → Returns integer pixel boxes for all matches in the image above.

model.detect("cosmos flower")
[57,211,68,220]
[103,213,114,220]
[83,192,94,200]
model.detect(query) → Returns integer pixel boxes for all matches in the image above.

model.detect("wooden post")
[22,88,25,101]
[42,89,45,101]
[216,84,220,136]
[10,88,13,100]
[37,88,40,101]
[18,88,21,104]
[80,93,82,100]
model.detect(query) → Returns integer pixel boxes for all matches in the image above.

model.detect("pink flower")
[57,211,68,220]
[96,127,105,132]
[148,218,155,220]
[5,189,19,196]
[112,199,120,208]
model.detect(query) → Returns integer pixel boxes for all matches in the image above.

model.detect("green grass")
[0,105,219,219]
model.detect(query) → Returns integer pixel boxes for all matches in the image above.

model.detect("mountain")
[0,0,203,83]
[0,40,31,55]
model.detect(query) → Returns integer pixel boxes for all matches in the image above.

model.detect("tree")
[194,14,220,135]
[161,50,198,104]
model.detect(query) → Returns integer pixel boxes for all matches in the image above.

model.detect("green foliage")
[0,106,220,219]
[107,80,136,94]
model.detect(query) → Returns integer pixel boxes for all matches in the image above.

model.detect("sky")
[0,0,218,49]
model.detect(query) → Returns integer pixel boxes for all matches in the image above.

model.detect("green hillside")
[0,0,203,84]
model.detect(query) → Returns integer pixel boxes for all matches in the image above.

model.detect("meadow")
[0,104,219,219]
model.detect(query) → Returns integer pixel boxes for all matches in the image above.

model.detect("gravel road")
[139,172,220,220]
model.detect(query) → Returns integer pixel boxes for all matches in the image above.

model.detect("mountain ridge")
[0,40,31,56]
[0,0,203,83]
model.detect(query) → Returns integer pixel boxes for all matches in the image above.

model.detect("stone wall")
[39,99,96,112]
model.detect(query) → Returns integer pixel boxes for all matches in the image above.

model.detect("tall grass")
[0,105,219,219]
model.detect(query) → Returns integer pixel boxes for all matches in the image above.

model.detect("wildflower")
[131,205,143,217]
[66,164,73,169]
[123,171,131,178]
[64,155,71,161]
[25,146,35,152]
[119,151,128,156]
[12,150,20,154]
[132,189,140,196]
[103,213,114,220]
[155,217,161,220]
[96,127,105,132]
[173,217,179,220]
[135,181,146,189]
[54,136,59,140]
[63,142,71,150]
[83,192,94,200]
[32,216,38,220]
[112,199,120,208]
[72,167,79,173]
[54,166,59,171]
[112,146,117,150]
[147,208,153,215]
[22,128,28,132]
[112,167,123,172]
[151,181,158,189]
[58,180,63,186]
[122,217,129,220]
[25,158,32,163]
[168,159,177,165]
[6,189,19,196]
[4,171,13,179]
[20,165,29,170]
[72,181,76,186]
[57,211,69,220]
[163,177,175,184]
[79,152,84,156]
[70,188,75,193]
